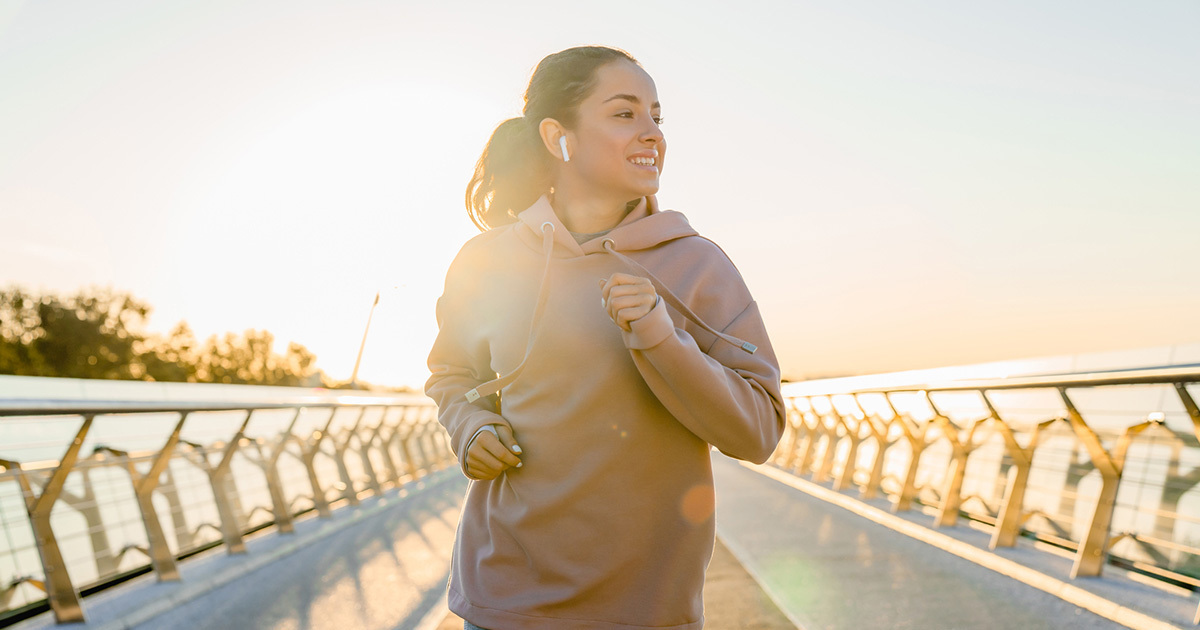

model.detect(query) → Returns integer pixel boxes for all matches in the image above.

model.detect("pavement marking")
[739,461,1187,630]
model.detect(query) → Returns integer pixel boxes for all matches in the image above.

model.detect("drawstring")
[464,221,557,403]
[602,239,757,354]
[464,224,756,404]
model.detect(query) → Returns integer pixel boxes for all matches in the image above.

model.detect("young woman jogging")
[425,45,787,630]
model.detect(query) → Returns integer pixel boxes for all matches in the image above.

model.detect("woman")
[425,45,786,630]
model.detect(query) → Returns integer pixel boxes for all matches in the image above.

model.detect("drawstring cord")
[602,238,757,354]
[464,221,557,403]
[464,224,756,404]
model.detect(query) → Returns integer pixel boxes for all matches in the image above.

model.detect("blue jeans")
[464,621,489,630]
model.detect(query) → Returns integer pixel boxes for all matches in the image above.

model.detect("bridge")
[1,363,1198,629]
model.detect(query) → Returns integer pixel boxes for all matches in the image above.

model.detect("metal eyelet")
[602,238,615,249]
[541,221,554,233]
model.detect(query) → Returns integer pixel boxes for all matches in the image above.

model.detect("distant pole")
[349,292,380,389]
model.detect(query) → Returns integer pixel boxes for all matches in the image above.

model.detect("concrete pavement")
[709,453,1187,629]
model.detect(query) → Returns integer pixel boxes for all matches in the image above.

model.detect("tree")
[138,322,199,383]
[0,287,148,379]
[0,286,324,387]
[194,329,318,387]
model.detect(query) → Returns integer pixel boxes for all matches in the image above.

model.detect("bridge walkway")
[13,453,1197,630]
[711,454,1196,629]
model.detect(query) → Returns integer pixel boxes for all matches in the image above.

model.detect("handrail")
[0,396,451,627]
[784,364,1200,396]
[773,364,1200,625]
[0,395,427,417]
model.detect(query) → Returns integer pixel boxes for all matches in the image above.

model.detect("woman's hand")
[599,273,659,332]
[465,424,523,480]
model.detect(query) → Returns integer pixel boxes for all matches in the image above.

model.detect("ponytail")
[466,116,551,231]
[465,45,640,231]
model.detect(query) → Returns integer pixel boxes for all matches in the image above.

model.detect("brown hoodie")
[425,194,786,630]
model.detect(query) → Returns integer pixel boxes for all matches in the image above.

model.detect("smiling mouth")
[628,156,656,167]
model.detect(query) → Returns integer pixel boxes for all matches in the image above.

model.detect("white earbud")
[559,136,570,162]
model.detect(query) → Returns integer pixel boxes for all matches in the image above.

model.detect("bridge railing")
[772,365,1200,625]
[0,397,453,626]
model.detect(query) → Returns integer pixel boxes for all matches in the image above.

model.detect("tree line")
[0,286,367,388]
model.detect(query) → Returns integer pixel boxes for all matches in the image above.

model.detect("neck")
[549,183,635,233]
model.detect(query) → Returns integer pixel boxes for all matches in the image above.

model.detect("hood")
[513,194,698,257]
[464,195,757,405]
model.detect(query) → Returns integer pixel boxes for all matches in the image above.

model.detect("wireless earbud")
[559,136,570,162]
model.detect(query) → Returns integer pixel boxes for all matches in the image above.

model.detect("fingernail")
[512,444,522,454]
[516,462,523,468]
[601,298,606,308]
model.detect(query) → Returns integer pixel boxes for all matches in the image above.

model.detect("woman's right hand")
[465,424,523,480]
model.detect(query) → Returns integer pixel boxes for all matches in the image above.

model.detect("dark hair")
[465,46,641,231]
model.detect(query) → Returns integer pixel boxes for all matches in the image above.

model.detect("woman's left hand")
[599,273,658,332]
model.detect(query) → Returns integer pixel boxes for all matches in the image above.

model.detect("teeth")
[629,157,655,166]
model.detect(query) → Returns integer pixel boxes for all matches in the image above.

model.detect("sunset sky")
[1,1,1197,389]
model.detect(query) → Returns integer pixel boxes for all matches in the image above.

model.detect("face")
[560,60,666,201]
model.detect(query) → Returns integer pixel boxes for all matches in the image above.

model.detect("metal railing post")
[1153,439,1196,541]
[987,408,1058,549]
[1171,383,1200,626]
[881,394,927,513]
[355,414,384,496]
[932,418,967,527]
[331,408,367,505]
[891,417,927,513]
[298,428,332,519]
[396,410,420,481]
[300,409,341,517]
[56,466,117,578]
[811,411,839,484]
[413,409,439,475]
[182,411,254,554]
[385,421,409,484]
[370,408,401,487]
[775,399,805,469]
[862,418,892,500]
[926,391,989,529]
[792,410,819,477]
[1060,389,1164,578]
[94,411,189,582]
[251,409,302,533]
[851,395,893,500]
[833,413,868,492]
[423,414,447,469]
[157,464,193,551]
[0,415,94,623]
[138,411,187,578]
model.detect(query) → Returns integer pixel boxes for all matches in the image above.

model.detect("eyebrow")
[602,93,661,109]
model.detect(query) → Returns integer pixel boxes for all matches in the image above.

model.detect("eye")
[614,111,665,125]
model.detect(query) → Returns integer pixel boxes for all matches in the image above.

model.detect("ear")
[537,118,569,161]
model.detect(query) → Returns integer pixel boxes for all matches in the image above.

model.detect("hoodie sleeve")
[424,247,512,480]
[619,296,786,464]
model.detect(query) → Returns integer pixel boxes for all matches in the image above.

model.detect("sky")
[1,0,1197,389]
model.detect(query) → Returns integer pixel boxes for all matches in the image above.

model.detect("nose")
[640,118,664,145]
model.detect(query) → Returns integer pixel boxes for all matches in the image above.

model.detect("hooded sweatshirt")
[425,194,786,630]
